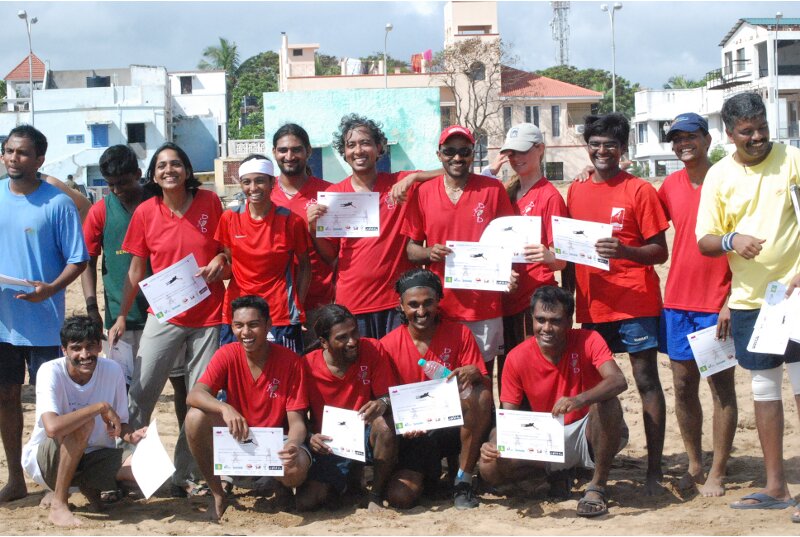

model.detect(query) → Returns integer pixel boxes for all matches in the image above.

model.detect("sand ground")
[1,180,799,535]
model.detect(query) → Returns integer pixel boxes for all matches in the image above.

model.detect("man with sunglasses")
[565,113,669,496]
[403,126,514,375]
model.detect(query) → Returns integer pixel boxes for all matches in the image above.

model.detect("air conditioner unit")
[575,124,585,134]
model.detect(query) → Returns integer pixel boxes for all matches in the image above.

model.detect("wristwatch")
[379,395,391,408]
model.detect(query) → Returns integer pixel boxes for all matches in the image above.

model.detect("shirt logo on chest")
[610,208,625,232]
[198,213,209,233]
[268,378,280,398]
[473,202,486,223]
[359,365,371,385]
[570,353,581,375]
[384,194,396,211]
[439,347,453,370]
[522,201,535,215]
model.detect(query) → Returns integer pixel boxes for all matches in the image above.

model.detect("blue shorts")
[219,323,304,355]
[0,343,60,385]
[307,426,374,494]
[582,317,659,354]
[659,309,720,360]
[730,308,800,370]
[355,307,403,340]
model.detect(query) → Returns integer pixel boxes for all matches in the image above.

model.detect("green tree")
[360,52,410,73]
[315,53,341,76]
[709,144,728,165]
[228,51,279,140]
[536,65,640,118]
[198,37,241,122]
[662,74,711,89]
[0,80,5,101]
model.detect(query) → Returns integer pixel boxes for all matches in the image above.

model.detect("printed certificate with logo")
[212,427,284,476]
[321,406,366,462]
[495,409,565,463]
[443,241,513,291]
[551,216,612,271]
[138,254,211,324]
[479,216,542,263]
[316,192,380,238]
[747,281,800,355]
[686,325,737,379]
[389,378,464,433]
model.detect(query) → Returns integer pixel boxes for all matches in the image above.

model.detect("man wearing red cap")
[402,125,515,374]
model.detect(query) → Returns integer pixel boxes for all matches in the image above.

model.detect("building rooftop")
[500,66,603,99]
[719,17,800,46]
[4,53,46,82]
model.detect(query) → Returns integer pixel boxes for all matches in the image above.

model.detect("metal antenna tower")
[550,1,570,66]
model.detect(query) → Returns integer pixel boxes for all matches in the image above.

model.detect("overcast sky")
[0,1,792,90]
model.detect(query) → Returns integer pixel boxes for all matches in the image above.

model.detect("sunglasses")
[440,146,474,158]
[587,141,621,151]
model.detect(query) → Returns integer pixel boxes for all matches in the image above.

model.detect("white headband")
[238,158,274,179]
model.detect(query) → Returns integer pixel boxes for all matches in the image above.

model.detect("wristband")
[722,232,738,252]
[379,395,391,408]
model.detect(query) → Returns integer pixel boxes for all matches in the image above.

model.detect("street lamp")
[17,10,38,126]
[600,2,622,113]
[775,11,782,142]
[384,23,393,89]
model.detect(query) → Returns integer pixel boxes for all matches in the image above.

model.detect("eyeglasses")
[587,141,621,151]
[440,146,474,158]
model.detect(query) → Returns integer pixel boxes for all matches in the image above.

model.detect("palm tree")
[198,37,240,74]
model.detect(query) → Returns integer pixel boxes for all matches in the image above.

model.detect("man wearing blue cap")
[657,113,737,497]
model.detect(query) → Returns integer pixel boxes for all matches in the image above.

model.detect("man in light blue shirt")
[0,125,88,502]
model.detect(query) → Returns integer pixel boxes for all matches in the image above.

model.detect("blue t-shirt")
[0,179,88,346]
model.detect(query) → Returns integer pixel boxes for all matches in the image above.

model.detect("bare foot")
[699,474,725,497]
[644,474,666,496]
[208,493,228,522]
[49,502,83,528]
[0,481,27,502]
[39,491,54,509]
[367,499,385,513]
[677,471,704,492]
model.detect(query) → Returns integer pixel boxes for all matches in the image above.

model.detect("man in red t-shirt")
[296,304,397,512]
[380,269,492,510]
[480,286,627,518]
[403,126,515,372]
[657,113,736,497]
[185,296,310,521]
[566,113,669,495]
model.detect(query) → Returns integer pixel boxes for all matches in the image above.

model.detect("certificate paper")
[212,427,284,476]
[747,281,795,355]
[687,326,737,378]
[0,273,34,287]
[495,409,565,463]
[102,338,135,385]
[321,406,366,462]
[389,378,464,433]
[443,241,513,291]
[479,216,542,263]
[131,419,175,499]
[551,216,612,271]
[316,192,380,238]
[138,254,211,324]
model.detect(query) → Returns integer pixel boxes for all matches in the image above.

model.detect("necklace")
[443,177,466,202]
[277,180,297,199]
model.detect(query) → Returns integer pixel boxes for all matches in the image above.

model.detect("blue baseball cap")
[666,113,708,141]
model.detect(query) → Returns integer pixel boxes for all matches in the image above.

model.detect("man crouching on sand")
[21,316,147,527]
[185,295,311,521]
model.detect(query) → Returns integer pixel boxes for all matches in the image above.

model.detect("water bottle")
[418,358,471,399]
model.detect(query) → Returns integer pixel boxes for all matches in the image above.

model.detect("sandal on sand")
[792,510,800,523]
[100,489,123,503]
[221,477,234,496]
[170,481,210,498]
[577,484,608,518]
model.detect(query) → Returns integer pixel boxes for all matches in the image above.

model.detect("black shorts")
[397,427,460,491]
[0,343,60,385]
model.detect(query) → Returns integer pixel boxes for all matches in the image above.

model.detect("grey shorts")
[546,413,629,473]
[37,438,127,492]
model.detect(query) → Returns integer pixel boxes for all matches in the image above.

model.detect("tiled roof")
[4,53,46,82]
[500,66,602,98]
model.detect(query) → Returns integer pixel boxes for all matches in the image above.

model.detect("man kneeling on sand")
[479,286,628,518]
[185,295,311,521]
[21,316,147,527]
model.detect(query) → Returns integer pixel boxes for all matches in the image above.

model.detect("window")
[637,123,648,144]
[545,162,564,181]
[473,130,488,170]
[90,124,109,148]
[292,49,303,57]
[503,106,512,133]
[551,105,561,137]
[658,120,671,143]
[735,48,745,72]
[127,123,146,145]
[179,76,192,95]
[441,107,455,131]
[66,134,85,144]
[567,103,593,127]
[524,106,539,127]
[469,62,486,81]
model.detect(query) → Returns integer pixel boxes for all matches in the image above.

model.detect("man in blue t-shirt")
[0,125,88,502]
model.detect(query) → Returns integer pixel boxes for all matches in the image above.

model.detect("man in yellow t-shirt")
[696,92,800,517]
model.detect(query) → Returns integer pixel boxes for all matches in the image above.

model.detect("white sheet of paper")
[0,273,34,287]
[131,419,175,499]
[495,409,565,462]
[444,241,513,291]
[138,254,211,324]
[389,378,464,434]
[479,216,542,263]
[321,406,366,462]
[316,192,380,237]
[747,281,794,355]
[551,216,612,271]
[686,326,738,378]
[101,339,135,385]
[212,427,284,476]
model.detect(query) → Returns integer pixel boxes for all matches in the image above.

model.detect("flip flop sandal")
[729,492,797,510]
[577,484,608,518]
[100,489,123,503]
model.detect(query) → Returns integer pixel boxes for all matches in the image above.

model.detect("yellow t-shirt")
[696,143,800,309]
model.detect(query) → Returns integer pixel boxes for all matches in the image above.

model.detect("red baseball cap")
[439,125,475,145]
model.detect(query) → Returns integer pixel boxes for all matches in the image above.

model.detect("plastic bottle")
[418,358,471,399]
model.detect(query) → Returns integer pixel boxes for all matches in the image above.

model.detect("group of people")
[0,90,798,527]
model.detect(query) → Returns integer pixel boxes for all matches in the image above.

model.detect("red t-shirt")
[122,189,224,327]
[657,169,731,312]
[325,172,415,315]
[380,320,488,385]
[215,203,311,325]
[198,342,308,430]
[303,338,397,434]
[566,171,669,323]
[503,177,569,316]
[501,329,613,425]
[83,199,107,257]
[271,176,335,310]
[402,174,515,321]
